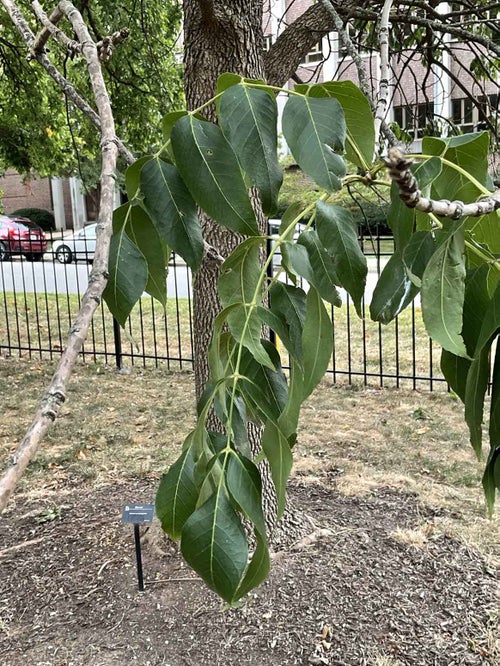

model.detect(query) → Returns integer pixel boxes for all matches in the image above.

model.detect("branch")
[374,0,393,153]
[384,148,500,218]
[31,5,65,55]
[318,0,400,149]
[0,0,119,513]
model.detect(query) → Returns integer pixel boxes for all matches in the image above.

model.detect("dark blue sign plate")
[122,503,155,524]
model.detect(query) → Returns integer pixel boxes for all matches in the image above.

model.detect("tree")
[0,0,183,179]
[0,0,498,604]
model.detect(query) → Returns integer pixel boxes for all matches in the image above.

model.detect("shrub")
[12,208,55,231]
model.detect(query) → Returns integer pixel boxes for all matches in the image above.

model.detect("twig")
[97,559,114,577]
[0,536,51,557]
[384,148,500,218]
[31,5,64,54]
[31,1,80,56]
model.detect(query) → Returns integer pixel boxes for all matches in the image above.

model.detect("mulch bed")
[0,477,497,665]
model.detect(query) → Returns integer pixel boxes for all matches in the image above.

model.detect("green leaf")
[219,84,283,215]
[278,358,305,439]
[181,489,248,603]
[103,205,148,326]
[482,448,499,516]
[227,396,252,459]
[269,283,307,363]
[278,201,308,240]
[302,286,333,400]
[370,253,419,324]
[468,211,500,255]
[162,110,189,142]
[156,447,199,540]
[482,342,500,513]
[233,530,270,600]
[226,452,266,538]
[296,230,342,306]
[208,308,238,383]
[489,341,500,448]
[402,231,435,288]
[218,238,274,369]
[140,157,203,271]
[462,266,493,356]
[421,222,468,358]
[296,81,374,170]
[387,183,415,253]
[282,94,346,192]
[464,345,491,457]
[424,133,491,201]
[315,201,367,316]
[238,342,288,426]
[473,282,500,356]
[125,155,154,200]
[126,205,168,306]
[170,115,259,236]
[216,72,244,95]
[440,350,471,403]
[261,420,293,520]
[255,306,295,362]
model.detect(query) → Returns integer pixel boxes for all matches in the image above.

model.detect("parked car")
[51,224,97,264]
[0,214,47,262]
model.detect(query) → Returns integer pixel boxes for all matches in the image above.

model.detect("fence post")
[113,317,123,369]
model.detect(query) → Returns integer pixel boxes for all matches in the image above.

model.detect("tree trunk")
[184,0,304,544]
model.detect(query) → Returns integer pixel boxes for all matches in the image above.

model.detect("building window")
[393,103,434,139]
[451,95,498,133]
[303,41,323,64]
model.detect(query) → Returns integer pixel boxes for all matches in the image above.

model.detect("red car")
[0,214,47,262]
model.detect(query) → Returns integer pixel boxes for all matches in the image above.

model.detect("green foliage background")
[0,0,183,181]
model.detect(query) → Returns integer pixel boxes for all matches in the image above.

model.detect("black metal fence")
[0,226,446,389]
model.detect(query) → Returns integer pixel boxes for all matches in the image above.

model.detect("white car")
[52,224,97,264]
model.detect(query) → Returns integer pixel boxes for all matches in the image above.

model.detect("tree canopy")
[0,0,183,178]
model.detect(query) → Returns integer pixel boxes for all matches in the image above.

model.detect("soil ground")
[0,358,498,665]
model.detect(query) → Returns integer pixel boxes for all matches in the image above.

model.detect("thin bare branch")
[385,148,500,218]
[374,0,393,153]
[32,5,65,54]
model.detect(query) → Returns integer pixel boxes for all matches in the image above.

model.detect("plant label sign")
[121,503,155,524]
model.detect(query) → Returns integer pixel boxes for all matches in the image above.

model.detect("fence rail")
[0,226,446,389]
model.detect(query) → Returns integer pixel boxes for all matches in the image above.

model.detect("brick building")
[263,1,499,150]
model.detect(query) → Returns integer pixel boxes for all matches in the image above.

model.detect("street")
[0,256,193,299]
[0,255,409,306]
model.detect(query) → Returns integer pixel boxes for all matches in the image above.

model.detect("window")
[393,103,434,139]
[451,95,499,133]
[303,41,323,64]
